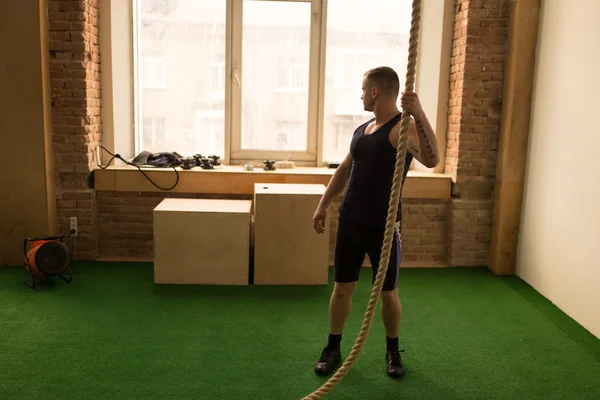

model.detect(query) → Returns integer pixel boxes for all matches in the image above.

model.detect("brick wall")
[96,192,252,260]
[445,0,510,266]
[95,192,448,268]
[45,0,510,268]
[49,0,101,259]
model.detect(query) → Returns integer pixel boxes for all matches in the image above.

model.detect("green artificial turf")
[0,262,598,400]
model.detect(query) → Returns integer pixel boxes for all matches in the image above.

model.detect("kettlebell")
[263,160,276,171]
[200,158,214,170]
[192,154,204,166]
[181,157,195,170]
[208,155,221,166]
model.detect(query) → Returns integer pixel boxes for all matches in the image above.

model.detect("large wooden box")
[153,198,252,285]
[253,183,330,285]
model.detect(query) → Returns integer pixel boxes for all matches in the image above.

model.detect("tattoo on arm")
[415,119,437,160]
[408,139,419,155]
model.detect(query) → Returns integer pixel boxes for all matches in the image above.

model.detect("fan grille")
[34,241,71,276]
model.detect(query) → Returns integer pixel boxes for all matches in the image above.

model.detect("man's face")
[361,78,376,112]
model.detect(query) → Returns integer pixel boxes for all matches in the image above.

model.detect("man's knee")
[333,282,356,299]
[380,287,399,306]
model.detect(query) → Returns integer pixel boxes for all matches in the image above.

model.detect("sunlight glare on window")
[240,0,311,152]
[136,0,226,156]
[321,0,412,163]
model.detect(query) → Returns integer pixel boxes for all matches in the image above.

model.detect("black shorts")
[333,218,401,291]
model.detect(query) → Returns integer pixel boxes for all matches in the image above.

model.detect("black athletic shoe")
[314,346,342,376]
[386,349,405,378]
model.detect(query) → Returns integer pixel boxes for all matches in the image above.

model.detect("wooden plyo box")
[253,183,330,285]
[153,198,252,285]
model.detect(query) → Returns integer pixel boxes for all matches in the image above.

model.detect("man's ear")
[371,87,379,99]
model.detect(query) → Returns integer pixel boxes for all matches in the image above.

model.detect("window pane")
[321,0,412,162]
[137,0,226,157]
[241,0,311,152]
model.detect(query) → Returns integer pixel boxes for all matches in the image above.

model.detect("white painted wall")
[517,0,600,338]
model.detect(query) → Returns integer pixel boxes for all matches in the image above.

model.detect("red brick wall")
[401,199,449,265]
[445,0,510,266]
[96,192,252,260]
[94,192,448,267]
[49,0,101,259]
[46,0,510,268]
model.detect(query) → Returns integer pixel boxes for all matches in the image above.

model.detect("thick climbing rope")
[301,1,421,399]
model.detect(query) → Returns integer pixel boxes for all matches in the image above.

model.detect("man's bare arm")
[411,112,440,168]
[395,91,441,168]
[316,152,353,211]
[407,120,421,158]
[389,119,434,167]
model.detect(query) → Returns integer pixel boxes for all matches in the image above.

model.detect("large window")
[121,0,444,166]
[236,1,312,156]
[135,0,227,156]
[322,0,412,162]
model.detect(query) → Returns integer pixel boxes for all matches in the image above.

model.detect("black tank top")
[339,112,413,228]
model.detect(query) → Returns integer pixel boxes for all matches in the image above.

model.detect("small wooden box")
[153,198,252,285]
[253,183,330,285]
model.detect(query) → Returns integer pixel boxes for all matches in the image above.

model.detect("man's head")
[361,66,400,112]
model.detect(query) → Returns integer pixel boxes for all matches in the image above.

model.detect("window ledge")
[93,165,452,199]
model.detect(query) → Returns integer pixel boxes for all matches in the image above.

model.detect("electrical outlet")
[70,217,78,236]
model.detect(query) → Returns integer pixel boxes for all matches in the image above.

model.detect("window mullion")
[133,0,143,156]
[227,0,243,164]
[305,0,321,162]
[315,0,327,166]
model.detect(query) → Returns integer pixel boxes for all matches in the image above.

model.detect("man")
[312,66,440,378]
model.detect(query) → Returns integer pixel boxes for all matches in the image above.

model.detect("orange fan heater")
[23,231,74,290]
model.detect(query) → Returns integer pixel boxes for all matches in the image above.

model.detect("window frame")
[99,0,452,172]
[228,0,322,164]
